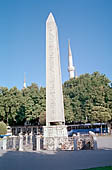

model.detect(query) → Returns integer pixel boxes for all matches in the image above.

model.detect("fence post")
[3,136,7,150]
[25,133,28,145]
[13,136,16,150]
[74,138,77,150]
[30,131,33,144]
[36,135,40,151]
[19,133,23,151]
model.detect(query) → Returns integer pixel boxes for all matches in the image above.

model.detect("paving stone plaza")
[0,136,112,170]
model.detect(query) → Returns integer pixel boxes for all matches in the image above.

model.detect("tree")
[21,83,46,125]
[8,87,25,125]
[63,72,112,124]
[0,87,10,124]
[0,121,7,135]
[39,111,46,125]
[0,86,25,126]
[0,72,112,126]
[91,106,111,123]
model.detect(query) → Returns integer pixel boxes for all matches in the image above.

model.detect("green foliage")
[91,106,111,123]
[0,72,112,126]
[39,111,46,125]
[0,83,46,126]
[0,86,25,125]
[22,83,46,125]
[0,121,7,135]
[63,72,112,124]
[83,166,112,170]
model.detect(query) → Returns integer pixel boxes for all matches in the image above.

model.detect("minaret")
[23,73,26,88]
[68,40,75,79]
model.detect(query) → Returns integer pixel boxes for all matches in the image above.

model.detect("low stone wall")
[0,133,41,152]
[7,136,20,150]
[43,135,95,151]
[76,135,94,150]
[43,137,69,150]
[1,133,103,152]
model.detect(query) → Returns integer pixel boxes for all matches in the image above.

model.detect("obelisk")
[44,13,68,150]
[46,13,65,126]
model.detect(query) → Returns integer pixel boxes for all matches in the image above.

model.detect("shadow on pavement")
[0,149,112,170]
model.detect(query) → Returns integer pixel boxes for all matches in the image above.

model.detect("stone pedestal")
[44,125,68,150]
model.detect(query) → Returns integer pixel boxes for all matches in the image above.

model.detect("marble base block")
[43,125,68,150]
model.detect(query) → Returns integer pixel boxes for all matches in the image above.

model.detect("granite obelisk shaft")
[46,13,65,126]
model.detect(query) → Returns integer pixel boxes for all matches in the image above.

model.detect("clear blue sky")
[0,0,112,89]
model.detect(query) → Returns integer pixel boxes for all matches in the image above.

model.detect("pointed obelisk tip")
[49,12,53,16]
[47,12,55,23]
